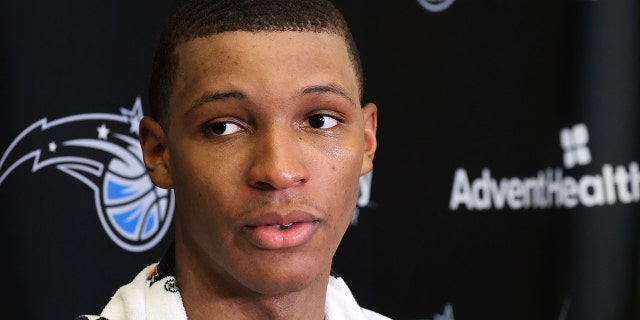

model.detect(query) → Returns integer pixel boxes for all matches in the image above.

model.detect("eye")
[205,121,243,136]
[307,114,339,129]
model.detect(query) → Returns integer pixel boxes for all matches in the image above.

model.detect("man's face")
[147,31,376,295]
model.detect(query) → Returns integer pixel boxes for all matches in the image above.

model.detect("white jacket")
[76,249,391,320]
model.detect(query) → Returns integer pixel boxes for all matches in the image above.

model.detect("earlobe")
[360,103,378,175]
[139,116,173,189]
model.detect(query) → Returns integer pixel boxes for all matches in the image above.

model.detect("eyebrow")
[187,90,246,114]
[301,83,355,105]
[186,83,355,115]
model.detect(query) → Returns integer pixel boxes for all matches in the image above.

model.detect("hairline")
[148,1,364,128]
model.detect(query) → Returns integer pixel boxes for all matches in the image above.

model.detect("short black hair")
[149,0,363,126]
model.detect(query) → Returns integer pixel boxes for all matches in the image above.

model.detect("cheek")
[331,151,364,188]
[168,144,226,210]
[171,157,239,244]
[324,158,362,220]
[172,158,237,210]
[327,135,363,163]
[174,148,253,225]
[319,135,364,191]
[319,132,364,172]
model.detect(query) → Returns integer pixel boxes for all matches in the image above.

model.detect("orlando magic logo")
[0,97,174,252]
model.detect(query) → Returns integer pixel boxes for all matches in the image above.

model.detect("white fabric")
[81,263,391,320]
[325,275,391,320]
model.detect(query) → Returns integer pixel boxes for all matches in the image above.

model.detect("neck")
[182,290,326,320]
[174,241,329,320]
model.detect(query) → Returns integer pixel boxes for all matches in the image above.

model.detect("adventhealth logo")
[560,123,591,169]
[449,123,640,211]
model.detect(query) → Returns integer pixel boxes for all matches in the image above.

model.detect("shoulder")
[74,263,159,320]
[362,308,393,320]
[326,274,393,320]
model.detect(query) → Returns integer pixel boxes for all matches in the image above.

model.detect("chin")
[239,261,327,296]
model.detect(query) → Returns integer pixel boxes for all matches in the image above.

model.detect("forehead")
[170,31,359,106]
[175,30,351,62]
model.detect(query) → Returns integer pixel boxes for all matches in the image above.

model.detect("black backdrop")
[1,1,638,319]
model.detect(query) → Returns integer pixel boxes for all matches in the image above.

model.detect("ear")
[360,103,378,176]
[139,116,173,189]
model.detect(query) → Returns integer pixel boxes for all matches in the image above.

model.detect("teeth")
[273,222,294,230]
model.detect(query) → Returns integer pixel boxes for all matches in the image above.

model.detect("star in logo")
[97,123,110,140]
[120,96,144,135]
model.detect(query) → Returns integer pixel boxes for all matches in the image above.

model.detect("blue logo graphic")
[0,97,174,252]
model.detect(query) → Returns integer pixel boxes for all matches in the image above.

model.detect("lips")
[243,211,320,250]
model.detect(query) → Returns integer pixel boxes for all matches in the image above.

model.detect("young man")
[77,0,385,319]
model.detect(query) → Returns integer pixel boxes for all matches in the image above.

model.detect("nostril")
[253,181,277,190]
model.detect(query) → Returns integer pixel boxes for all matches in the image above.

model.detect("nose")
[247,126,310,190]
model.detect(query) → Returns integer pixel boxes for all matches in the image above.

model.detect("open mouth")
[244,220,318,249]
[270,222,294,230]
